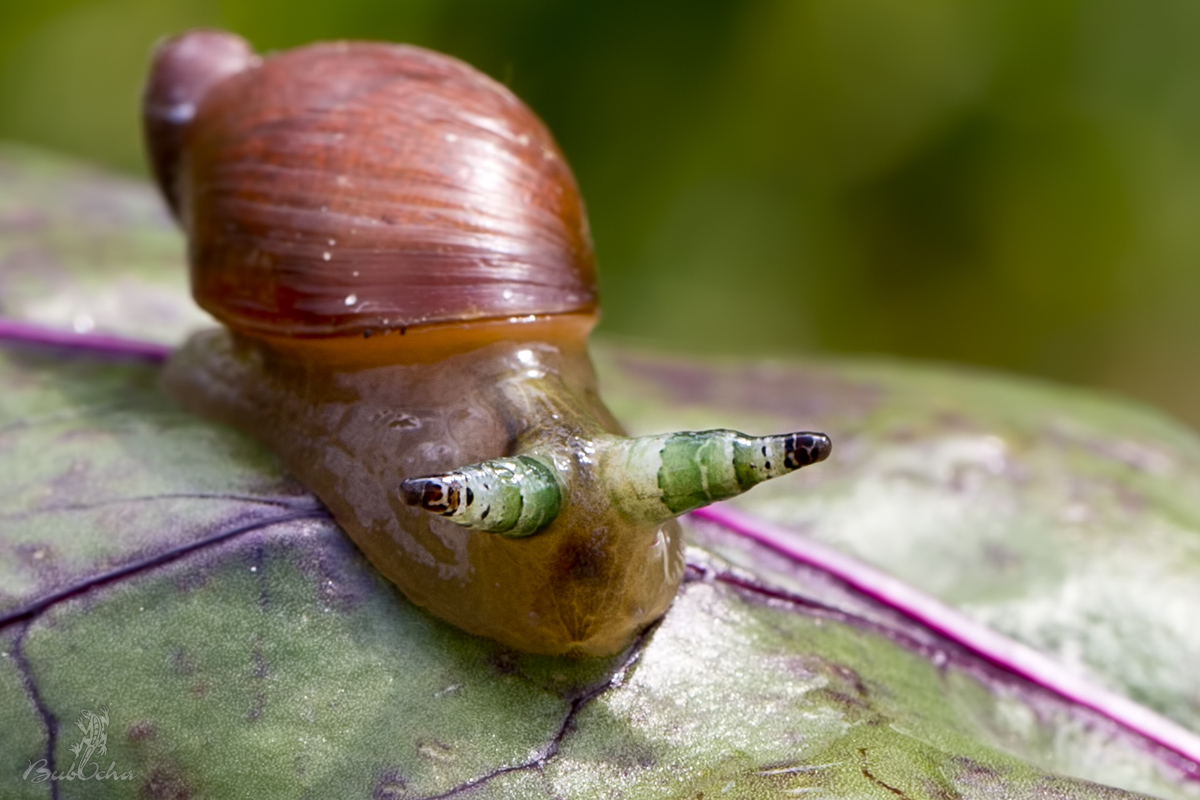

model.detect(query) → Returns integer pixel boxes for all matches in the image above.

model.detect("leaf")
[0,142,211,343]
[596,346,1200,734]
[2,145,1199,799]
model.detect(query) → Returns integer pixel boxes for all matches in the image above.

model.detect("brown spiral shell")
[143,31,598,338]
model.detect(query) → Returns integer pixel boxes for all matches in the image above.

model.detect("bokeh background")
[3,0,1199,427]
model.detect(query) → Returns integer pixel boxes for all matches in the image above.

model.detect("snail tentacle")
[399,455,563,537]
[401,430,830,536]
[607,430,832,522]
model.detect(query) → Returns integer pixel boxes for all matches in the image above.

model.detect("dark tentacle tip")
[400,477,460,515]
[784,432,833,469]
[808,432,832,463]
[398,479,425,507]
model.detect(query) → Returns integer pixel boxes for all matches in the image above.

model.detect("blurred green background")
[3,0,1200,428]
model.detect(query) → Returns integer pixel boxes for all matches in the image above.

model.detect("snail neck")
[250,313,598,368]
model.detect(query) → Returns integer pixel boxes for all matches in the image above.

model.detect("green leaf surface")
[2,146,1199,799]
[0,143,211,343]
[596,347,1200,735]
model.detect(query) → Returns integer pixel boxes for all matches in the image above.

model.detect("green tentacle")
[400,430,830,536]
[399,455,563,538]
[609,430,831,519]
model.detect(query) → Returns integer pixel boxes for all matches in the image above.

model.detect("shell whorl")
[143,32,598,338]
[143,30,258,217]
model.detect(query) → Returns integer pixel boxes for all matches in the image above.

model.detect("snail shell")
[145,30,830,656]
[145,32,596,338]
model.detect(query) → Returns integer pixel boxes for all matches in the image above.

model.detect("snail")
[143,30,832,656]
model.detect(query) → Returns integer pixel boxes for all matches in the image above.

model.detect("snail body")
[145,31,830,656]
